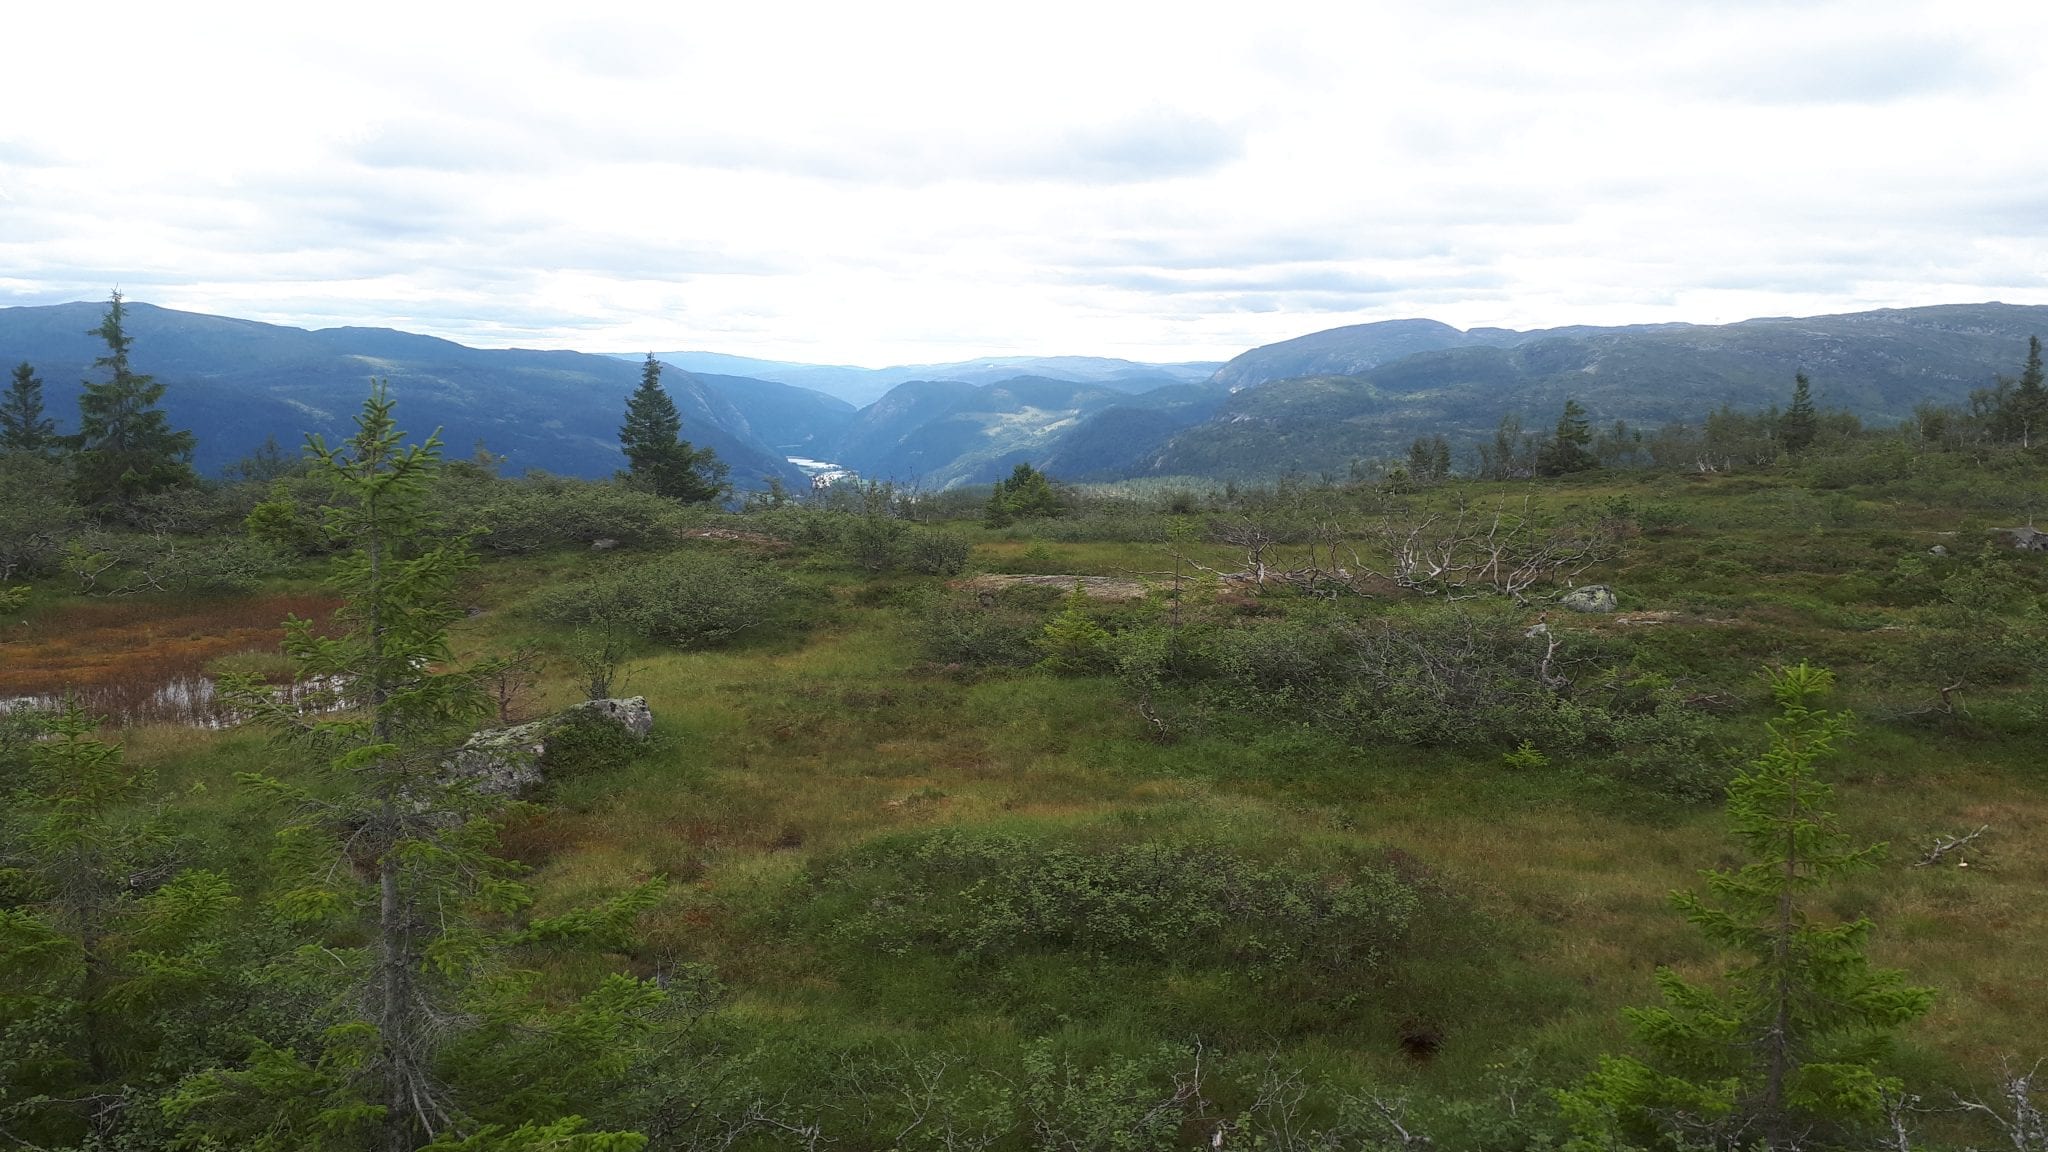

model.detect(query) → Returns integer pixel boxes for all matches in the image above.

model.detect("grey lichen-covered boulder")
[1558,584,1618,613]
[444,696,652,798]
[1996,526,2046,552]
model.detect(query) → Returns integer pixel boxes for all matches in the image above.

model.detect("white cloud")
[1,0,2045,366]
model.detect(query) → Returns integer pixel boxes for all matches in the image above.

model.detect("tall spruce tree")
[2009,335,2046,449]
[204,385,656,1151]
[1,362,57,455]
[1538,398,1597,476]
[1780,372,1819,455]
[72,291,196,509]
[1560,664,1933,1151]
[618,354,725,504]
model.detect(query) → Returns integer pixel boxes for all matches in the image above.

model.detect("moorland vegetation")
[2,304,2046,1150]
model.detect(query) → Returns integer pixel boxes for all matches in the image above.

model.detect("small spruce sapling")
[0,702,239,1148]
[1559,663,1934,1152]
[1,361,58,456]
[1036,584,1112,673]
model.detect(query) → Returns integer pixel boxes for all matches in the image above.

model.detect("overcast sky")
[3,1,2044,366]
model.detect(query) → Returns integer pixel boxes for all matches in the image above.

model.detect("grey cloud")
[353,119,555,174]
[1080,267,1405,296]
[490,234,797,281]
[1691,265,1893,294]
[1691,34,2000,105]
[1940,188,2048,237]
[539,20,689,78]
[1033,110,1243,182]
[244,169,478,245]
[0,138,62,166]
[1085,232,1353,270]
[554,109,1244,188]
[0,281,130,307]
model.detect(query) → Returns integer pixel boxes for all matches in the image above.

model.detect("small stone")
[1559,584,1617,613]
[1928,545,1948,556]
[591,538,620,551]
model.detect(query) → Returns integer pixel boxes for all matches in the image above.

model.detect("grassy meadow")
[4,451,2045,1148]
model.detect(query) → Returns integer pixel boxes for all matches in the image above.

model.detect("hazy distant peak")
[642,350,1224,407]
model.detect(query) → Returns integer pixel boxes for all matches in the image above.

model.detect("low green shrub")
[453,477,690,553]
[812,829,1420,978]
[534,549,787,647]
[539,710,650,781]
[911,588,1045,668]
[842,514,905,571]
[1113,604,1718,795]
[62,530,290,596]
[902,527,971,576]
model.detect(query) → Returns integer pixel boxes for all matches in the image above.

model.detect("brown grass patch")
[0,594,339,723]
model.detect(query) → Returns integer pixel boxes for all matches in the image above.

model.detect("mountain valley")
[6,300,2047,490]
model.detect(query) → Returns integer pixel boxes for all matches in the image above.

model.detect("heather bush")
[535,549,787,647]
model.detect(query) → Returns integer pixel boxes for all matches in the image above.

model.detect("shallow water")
[0,673,352,728]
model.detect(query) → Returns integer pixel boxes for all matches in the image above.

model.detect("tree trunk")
[1761,776,1802,1145]
[379,797,417,1152]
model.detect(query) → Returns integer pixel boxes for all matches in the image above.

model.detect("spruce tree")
[1405,434,1454,482]
[0,703,239,1147]
[241,383,495,1150]
[618,354,725,504]
[1780,372,1818,455]
[1559,664,1934,1151]
[984,462,1061,527]
[1482,413,1532,480]
[1,362,57,455]
[206,384,656,1151]
[1035,583,1112,672]
[72,291,197,509]
[2011,335,2045,449]
[1538,398,1596,476]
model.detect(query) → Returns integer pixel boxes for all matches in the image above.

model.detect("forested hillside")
[11,301,2047,493]
[0,301,813,486]
[1150,304,2048,479]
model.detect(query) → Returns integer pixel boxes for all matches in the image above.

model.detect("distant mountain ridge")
[6,299,2043,494]
[0,302,822,486]
[1161,303,2048,478]
[642,350,1222,406]
[1207,317,1699,391]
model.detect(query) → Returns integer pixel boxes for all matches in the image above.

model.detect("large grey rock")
[444,696,652,798]
[1558,584,1618,613]
[1997,526,2046,552]
[573,696,654,738]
